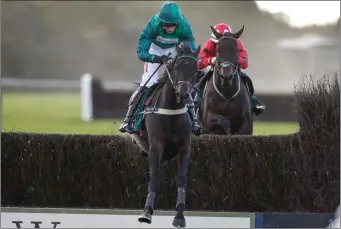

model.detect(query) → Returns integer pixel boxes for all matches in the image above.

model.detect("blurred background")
[2,1,340,135]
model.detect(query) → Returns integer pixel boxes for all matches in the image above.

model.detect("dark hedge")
[1,132,339,212]
[1,74,340,213]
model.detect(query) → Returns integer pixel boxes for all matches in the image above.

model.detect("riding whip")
[128,52,172,107]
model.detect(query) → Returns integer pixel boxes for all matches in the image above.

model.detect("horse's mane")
[157,67,170,86]
[178,41,195,56]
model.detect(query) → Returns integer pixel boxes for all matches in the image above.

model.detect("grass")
[2,91,299,135]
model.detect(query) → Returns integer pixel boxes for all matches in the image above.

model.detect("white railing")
[1,77,138,91]
[1,77,80,90]
[1,76,297,95]
[2,74,297,123]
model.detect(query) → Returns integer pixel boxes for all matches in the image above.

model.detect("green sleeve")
[137,16,158,63]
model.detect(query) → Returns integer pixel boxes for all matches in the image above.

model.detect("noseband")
[217,61,238,80]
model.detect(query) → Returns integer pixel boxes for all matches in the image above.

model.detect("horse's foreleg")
[207,113,232,135]
[219,117,231,135]
[172,144,191,228]
[138,144,162,224]
[237,117,253,135]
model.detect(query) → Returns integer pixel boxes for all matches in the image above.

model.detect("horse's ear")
[232,25,244,39]
[176,43,181,54]
[194,45,201,57]
[210,26,222,40]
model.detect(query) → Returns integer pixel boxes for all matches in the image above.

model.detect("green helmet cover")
[159,2,183,24]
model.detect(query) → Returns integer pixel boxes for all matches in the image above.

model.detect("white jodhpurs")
[140,43,177,88]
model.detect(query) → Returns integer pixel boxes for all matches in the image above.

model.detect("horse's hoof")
[172,217,186,228]
[138,213,152,224]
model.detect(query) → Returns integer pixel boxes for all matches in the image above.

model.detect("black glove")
[196,70,205,78]
[154,55,172,64]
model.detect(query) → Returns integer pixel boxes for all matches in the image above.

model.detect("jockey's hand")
[154,55,172,64]
[210,57,216,65]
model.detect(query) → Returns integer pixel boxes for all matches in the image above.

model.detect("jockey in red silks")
[197,23,265,116]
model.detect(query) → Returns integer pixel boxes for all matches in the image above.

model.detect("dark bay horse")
[132,41,201,228]
[197,25,253,135]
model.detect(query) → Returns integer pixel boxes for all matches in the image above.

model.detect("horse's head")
[210,25,244,87]
[167,41,201,104]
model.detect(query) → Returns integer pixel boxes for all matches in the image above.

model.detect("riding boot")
[187,96,202,136]
[239,70,266,116]
[251,95,266,116]
[195,68,213,111]
[119,86,148,133]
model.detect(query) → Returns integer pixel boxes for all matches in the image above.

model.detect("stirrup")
[255,101,265,109]
[119,121,133,133]
[193,119,202,129]
[253,106,264,116]
[256,104,265,109]
[192,123,201,136]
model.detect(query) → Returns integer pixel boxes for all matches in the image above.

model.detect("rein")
[164,55,199,103]
[165,55,197,91]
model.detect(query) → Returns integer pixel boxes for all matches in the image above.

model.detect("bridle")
[212,36,241,104]
[164,55,199,102]
[216,61,238,81]
[142,54,200,115]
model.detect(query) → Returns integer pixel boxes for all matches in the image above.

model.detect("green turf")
[2,91,299,135]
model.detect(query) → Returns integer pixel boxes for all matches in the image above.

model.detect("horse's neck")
[157,79,185,110]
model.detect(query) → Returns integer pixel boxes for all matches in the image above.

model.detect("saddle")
[193,69,213,111]
[238,70,254,98]
[131,83,162,134]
